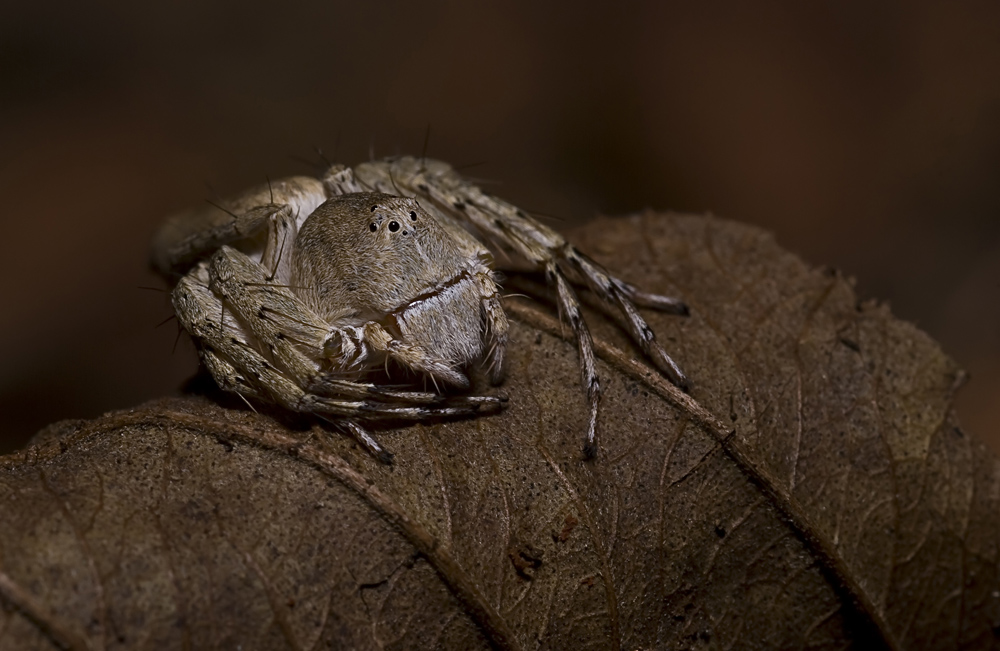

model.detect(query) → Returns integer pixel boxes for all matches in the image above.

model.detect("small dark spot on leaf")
[508,543,543,580]
[358,578,389,592]
[839,336,861,352]
[553,514,579,543]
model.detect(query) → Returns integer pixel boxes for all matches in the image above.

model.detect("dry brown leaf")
[1,213,997,650]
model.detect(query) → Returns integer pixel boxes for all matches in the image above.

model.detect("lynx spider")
[152,156,689,462]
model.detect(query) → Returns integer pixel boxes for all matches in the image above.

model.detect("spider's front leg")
[354,156,689,458]
[173,245,503,463]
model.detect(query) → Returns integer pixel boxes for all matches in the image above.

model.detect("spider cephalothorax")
[152,156,688,461]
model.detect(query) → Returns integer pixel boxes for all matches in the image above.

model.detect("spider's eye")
[370,205,378,212]
[409,211,417,221]
[388,221,400,232]
[369,223,377,232]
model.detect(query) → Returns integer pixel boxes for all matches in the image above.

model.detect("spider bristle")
[452,161,488,172]
[154,314,177,329]
[455,174,500,186]
[521,207,568,223]
[315,143,333,167]
[205,199,240,221]
[171,323,184,355]
[235,391,259,414]
[388,166,408,198]
[420,125,431,169]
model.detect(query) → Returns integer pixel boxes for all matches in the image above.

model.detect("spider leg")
[561,248,689,389]
[173,266,320,406]
[152,176,328,276]
[550,263,601,457]
[207,245,330,384]
[259,206,300,283]
[338,419,394,465]
[320,164,366,196]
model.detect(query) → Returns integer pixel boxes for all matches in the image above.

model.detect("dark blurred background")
[1,0,997,453]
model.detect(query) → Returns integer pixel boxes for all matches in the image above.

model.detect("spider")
[151,156,689,462]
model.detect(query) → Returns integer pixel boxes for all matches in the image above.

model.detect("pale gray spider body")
[152,156,688,461]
